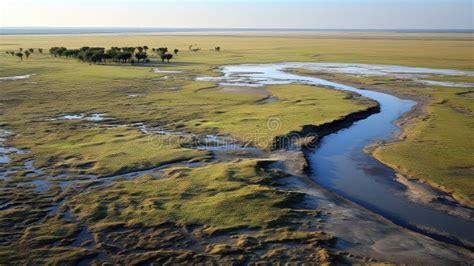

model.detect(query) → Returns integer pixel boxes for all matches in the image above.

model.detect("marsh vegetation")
[0,32,473,264]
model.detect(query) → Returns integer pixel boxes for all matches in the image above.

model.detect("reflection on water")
[0,74,35,81]
[199,62,474,249]
[57,113,107,121]
[418,79,474,88]
[198,62,474,88]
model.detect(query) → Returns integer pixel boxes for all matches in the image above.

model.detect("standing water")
[198,62,474,249]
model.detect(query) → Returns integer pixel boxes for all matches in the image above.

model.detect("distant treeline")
[48,46,177,64]
[6,44,221,63]
[5,48,43,60]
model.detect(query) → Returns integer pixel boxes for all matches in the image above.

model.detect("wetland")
[0,32,473,264]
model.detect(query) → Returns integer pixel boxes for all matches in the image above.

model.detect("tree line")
[152,47,177,62]
[6,48,43,61]
[47,46,179,64]
[7,44,222,63]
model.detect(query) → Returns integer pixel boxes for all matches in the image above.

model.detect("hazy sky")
[1,0,473,29]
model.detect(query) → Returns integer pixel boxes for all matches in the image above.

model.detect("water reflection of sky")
[199,62,474,88]
[199,62,474,248]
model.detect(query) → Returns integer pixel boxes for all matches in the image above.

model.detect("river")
[198,62,474,249]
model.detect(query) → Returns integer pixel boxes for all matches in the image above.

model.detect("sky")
[1,0,473,29]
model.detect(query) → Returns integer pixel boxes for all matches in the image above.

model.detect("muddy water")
[198,63,474,249]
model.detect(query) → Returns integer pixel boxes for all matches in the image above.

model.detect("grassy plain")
[374,83,474,205]
[0,32,473,263]
[1,32,473,69]
[0,33,383,263]
[71,160,296,230]
[0,45,376,171]
[0,161,334,264]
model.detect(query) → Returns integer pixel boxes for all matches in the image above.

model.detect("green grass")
[0,160,328,263]
[0,32,473,263]
[23,127,206,177]
[0,247,95,265]
[375,88,474,205]
[0,217,95,264]
[0,50,375,175]
[0,34,377,263]
[1,32,473,70]
[22,218,80,245]
[69,160,296,230]
[423,75,474,83]
[0,33,471,207]
[184,84,376,148]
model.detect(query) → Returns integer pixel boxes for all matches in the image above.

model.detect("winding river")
[198,63,474,249]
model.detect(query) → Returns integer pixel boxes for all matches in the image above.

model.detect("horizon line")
[1,27,473,36]
[2,26,473,30]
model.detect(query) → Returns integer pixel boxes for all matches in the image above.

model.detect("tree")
[16,52,23,61]
[119,52,132,63]
[156,47,168,55]
[135,52,142,63]
[174,48,179,55]
[19,48,23,51]
[24,51,30,59]
[136,46,144,53]
[65,49,80,58]
[49,47,59,56]
[38,48,43,54]
[103,51,112,63]
[124,52,133,63]
[57,47,67,57]
[143,46,149,52]
[215,46,221,52]
[90,52,103,64]
[121,47,135,53]
[49,47,67,57]
[46,45,155,65]
[135,52,148,63]
[28,48,34,53]
[105,48,118,62]
[160,53,173,63]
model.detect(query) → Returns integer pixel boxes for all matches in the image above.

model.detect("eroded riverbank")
[199,62,474,252]
[1,60,472,263]
[286,67,474,211]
